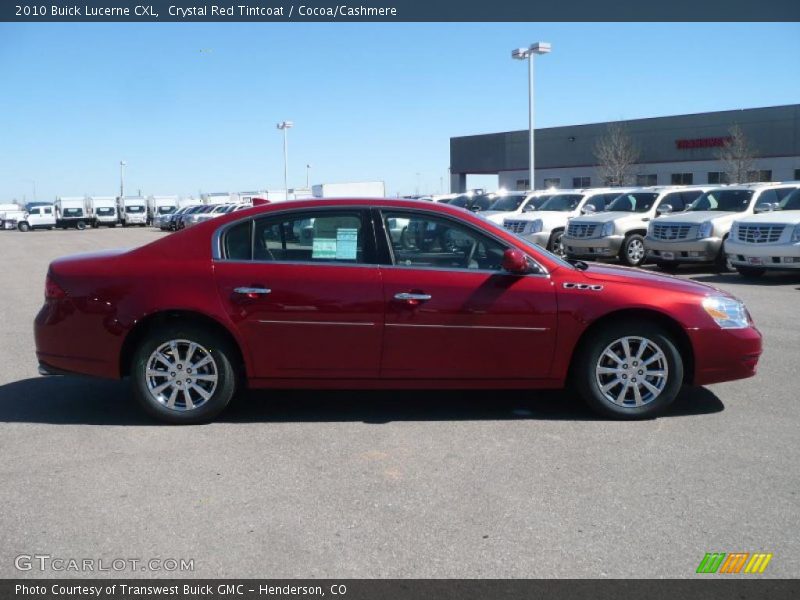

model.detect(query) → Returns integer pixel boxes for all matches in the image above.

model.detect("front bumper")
[564,235,625,258]
[522,231,550,248]
[725,239,800,270]
[645,236,723,263]
[689,325,762,386]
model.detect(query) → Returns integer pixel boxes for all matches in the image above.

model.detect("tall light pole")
[512,42,551,191]
[119,160,127,198]
[306,164,311,189]
[276,121,293,200]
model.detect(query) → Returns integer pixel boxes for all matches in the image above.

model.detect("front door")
[213,208,383,379]
[378,210,558,380]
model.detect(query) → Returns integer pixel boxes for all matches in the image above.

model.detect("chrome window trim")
[211,203,551,277]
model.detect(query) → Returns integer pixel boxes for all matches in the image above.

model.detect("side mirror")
[656,203,673,215]
[502,248,530,274]
[754,203,775,213]
[581,205,596,215]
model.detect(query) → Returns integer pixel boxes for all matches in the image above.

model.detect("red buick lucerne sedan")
[34,199,762,423]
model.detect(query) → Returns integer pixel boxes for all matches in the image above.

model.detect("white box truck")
[88,196,119,227]
[312,181,385,198]
[54,196,91,230]
[117,196,148,227]
[146,195,179,225]
[0,203,25,230]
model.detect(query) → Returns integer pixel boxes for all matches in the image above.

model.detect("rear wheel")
[548,230,566,257]
[736,266,766,279]
[131,324,238,424]
[620,234,646,267]
[76,220,87,231]
[574,322,684,419]
[17,222,30,232]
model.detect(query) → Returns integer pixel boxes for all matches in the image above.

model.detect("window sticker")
[335,228,358,260]
[312,238,337,259]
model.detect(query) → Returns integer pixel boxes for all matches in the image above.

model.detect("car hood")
[582,263,722,296]
[653,211,741,225]
[569,211,649,225]
[507,211,570,227]
[734,210,800,226]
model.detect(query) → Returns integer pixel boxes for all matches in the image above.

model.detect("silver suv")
[645,183,800,271]
[564,186,709,266]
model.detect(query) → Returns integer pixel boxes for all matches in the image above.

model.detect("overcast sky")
[1,22,798,201]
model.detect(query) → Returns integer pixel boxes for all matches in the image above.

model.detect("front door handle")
[233,287,271,299]
[394,292,432,305]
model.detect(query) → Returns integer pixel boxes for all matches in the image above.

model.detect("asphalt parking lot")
[0,227,798,579]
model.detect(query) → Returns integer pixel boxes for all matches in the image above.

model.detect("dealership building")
[449,104,800,192]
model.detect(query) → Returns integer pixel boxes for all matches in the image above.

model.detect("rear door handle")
[394,292,432,304]
[234,287,271,297]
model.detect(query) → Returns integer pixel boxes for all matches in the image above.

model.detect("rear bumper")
[645,236,723,263]
[564,235,625,258]
[689,325,763,386]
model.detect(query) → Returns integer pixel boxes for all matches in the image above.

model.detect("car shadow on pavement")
[0,376,724,425]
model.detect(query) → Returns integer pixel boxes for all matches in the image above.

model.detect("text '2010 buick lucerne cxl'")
[34,199,762,424]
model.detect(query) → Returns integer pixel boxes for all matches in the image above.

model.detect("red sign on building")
[675,137,732,150]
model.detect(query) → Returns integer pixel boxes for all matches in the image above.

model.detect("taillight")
[45,274,66,299]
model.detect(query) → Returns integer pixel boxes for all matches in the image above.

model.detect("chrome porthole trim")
[594,336,669,408]
[145,339,218,412]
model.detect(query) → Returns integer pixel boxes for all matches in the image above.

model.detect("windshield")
[779,189,800,210]
[447,195,470,208]
[509,231,575,270]
[689,189,754,212]
[488,194,526,212]
[125,205,145,213]
[470,194,494,211]
[158,206,177,214]
[539,194,584,212]
[96,207,115,215]
[522,194,553,212]
[607,192,659,213]
[63,208,83,217]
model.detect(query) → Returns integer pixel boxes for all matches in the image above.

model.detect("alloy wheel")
[626,238,645,264]
[145,339,219,411]
[594,336,669,407]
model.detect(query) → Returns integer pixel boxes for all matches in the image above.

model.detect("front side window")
[779,189,800,211]
[383,211,506,271]
[689,190,754,212]
[30,208,40,215]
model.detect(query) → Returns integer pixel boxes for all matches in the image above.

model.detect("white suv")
[725,187,800,278]
[563,186,710,266]
[645,183,800,271]
[482,190,556,226]
[503,188,634,256]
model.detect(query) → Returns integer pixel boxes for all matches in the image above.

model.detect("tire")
[573,321,684,419]
[736,266,766,279]
[714,240,733,272]
[17,222,30,232]
[655,261,679,273]
[620,234,646,267]
[548,230,566,257]
[76,220,87,231]
[131,324,239,424]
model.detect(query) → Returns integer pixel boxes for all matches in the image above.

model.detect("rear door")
[377,208,558,380]
[213,208,384,379]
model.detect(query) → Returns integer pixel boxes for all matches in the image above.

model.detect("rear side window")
[224,220,252,261]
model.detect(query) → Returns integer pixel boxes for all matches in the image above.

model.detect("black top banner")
[3,0,800,22]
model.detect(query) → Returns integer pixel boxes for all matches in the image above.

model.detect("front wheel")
[131,325,239,424]
[548,230,565,257]
[574,322,684,419]
[620,234,646,267]
[17,222,30,232]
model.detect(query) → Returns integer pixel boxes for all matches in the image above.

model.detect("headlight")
[792,224,800,242]
[702,295,749,329]
[697,221,713,239]
[601,221,614,236]
[529,220,543,234]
